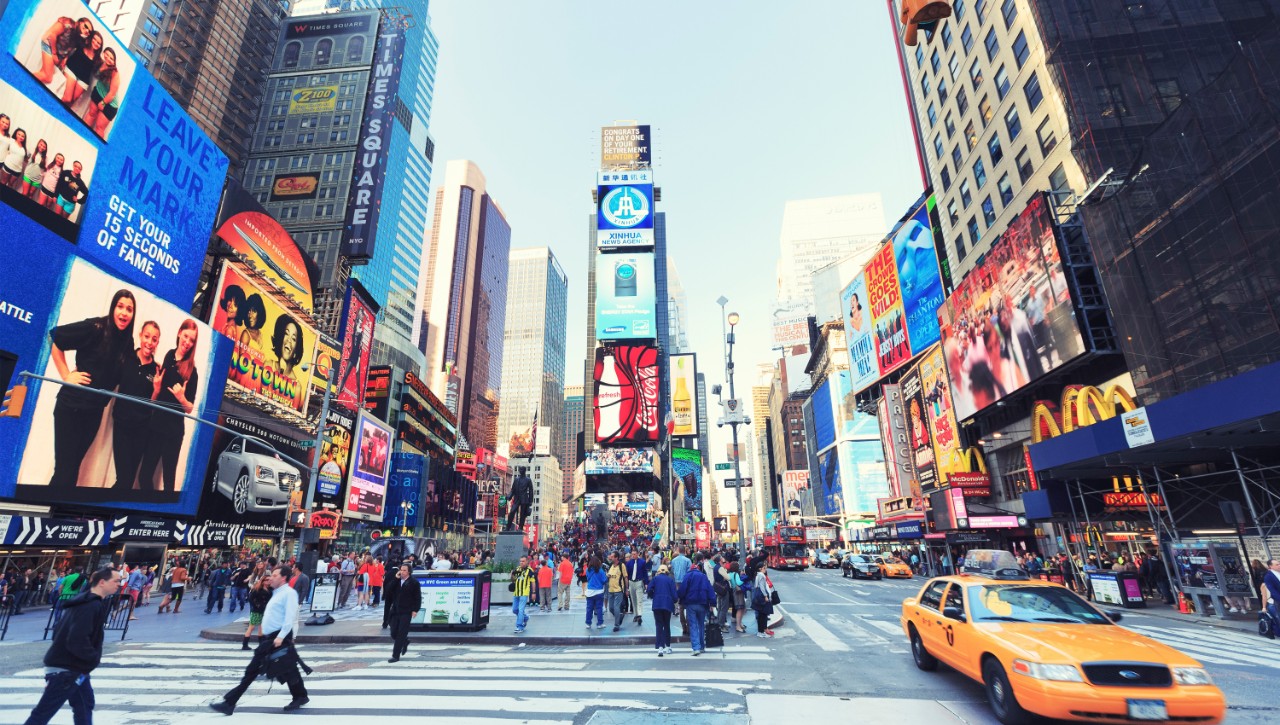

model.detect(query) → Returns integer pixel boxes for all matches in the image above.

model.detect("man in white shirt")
[431,553,452,571]
[210,566,309,714]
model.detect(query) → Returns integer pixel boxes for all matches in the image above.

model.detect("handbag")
[508,581,515,592]
[770,589,781,606]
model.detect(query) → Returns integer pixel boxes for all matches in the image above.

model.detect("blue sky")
[426,0,924,463]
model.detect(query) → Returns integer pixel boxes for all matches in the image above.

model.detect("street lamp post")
[723,306,748,570]
[301,364,338,549]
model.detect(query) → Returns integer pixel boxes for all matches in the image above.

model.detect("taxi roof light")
[960,549,1030,580]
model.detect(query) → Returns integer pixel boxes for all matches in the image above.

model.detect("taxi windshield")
[967,585,1111,625]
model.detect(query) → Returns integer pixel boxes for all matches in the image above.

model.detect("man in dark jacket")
[677,554,716,656]
[24,568,118,725]
[205,561,231,614]
[388,564,421,663]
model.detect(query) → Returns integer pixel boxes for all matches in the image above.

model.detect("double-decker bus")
[762,524,808,570]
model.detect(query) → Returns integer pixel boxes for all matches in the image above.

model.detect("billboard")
[772,313,810,349]
[600,124,651,169]
[593,343,660,445]
[398,369,457,461]
[333,280,377,412]
[385,451,423,531]
[213,182,315,313]
[878,384,913,499]
[596,169,654,249]
[815,447,842,517]
[345,410,391,522]
[288,85,337,114]
[671,447,702,522]
[782,470,808,513]
[893,196,946,352]
[866,243,911,375]
[341,13,406,262]
[584,448,654,475]
[841,275,878,392]
[594,252,655,339]
[11,257,230,514]
[209,263,317,416]
[938,193,1085,420]
[669,353,698,437]
[284,13,373,38]
[363,364,391,421]
[312,406,354,509]
[917,344,963,486]
[269,173,320,202]
[900,366,936,493]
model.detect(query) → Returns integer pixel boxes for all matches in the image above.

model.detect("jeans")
[607,591,625,627]
[585,594,604,626]
[229,586,248,612]
[23,670,93,725]
[512,595,529,631]
[205,586,225,613]
[371,585,382,606]
[686,603,709,651]
[557,582,571,610]
[654,609,672,649]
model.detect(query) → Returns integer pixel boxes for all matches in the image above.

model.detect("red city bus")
[762,525,808,570]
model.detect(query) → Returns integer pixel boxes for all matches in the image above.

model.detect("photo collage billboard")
[593,343,660,446]
[937,193,1085,420]
[0,0,231,515]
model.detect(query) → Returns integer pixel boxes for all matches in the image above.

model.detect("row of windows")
[282,36,365,69]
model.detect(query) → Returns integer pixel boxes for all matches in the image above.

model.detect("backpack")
[705,622,725,649]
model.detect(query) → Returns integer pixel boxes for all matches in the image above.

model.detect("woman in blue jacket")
[583,556,608,630]
[647,565,677,656]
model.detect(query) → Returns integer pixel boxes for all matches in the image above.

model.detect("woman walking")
[138,320,200,495]
[647,564,677,657]
[242,575,270,650]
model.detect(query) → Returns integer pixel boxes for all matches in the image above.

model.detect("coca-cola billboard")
[593,343,660,445]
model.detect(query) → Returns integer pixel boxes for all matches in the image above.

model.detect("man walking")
[678,553,715,656]
[337,553,357,608]
[709,554,731,632]
[556,553,575,611]
[625,549,649,626]
[670,546,691,635]
[511,556,535,635]
[536,558,554,613]
[209,566,309,714]
[606,552,629,632]
[387,564,420,663]
[1263,558,1280,622]
[204,561,230,614]
[23,568,118,725]
[228,560,252,613]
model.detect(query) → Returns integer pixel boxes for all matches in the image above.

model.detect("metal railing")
[0,597,11,641]
[43,593,135,642]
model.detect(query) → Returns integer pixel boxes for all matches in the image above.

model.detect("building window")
[283,41,301,68]
[956,87,969,116]
[961,25,974,53]
[1048,163,1069,196]
[978,95,994,124]
[290,155,310,169]
[984,27,999,60]
[315,38,333,65]
[1016,147,1033,182]
[347,35,365,62]
[955,225,968,258]
[1002,0,1018,27]
[933,135,944,160]
[954,0,968,17]
[997,173,1014,205]
[964,120,978,150]
[1096,84,1129,117]
[280,206,301,219]
[940,165,952,190]
[296,132,315,144]
[995,66,1010,99]
[1155,78,1183,113]
[318,186,338,200]
[944,114,956,139]
[976,0,990,19]
[915,45,925,69]
[988,132,1004,164]
[321,169,342,182]
[931,49,941,74]
[973,157,987,187]
[982,197,997,226]
[271,104,288,116]
[148,3,165,22]
[324,153,345,165]
[263,135,281,148]
[1012,31,1030,68]
[267,119,285,132]
[941,22,953,48]
[927,103,937,127]
[1005,107,1022,140]
[314,203,336,217]
[967,216,981,244]
[299,116,317,128]
[137,36,155,54]
[969,59,985,90]
[948,54,961,82]
[951,145,963,168]
[1036,118,1057,154]
[921,75,932,97]
[143,18,161,36]
[258,158,277,171]
[947,199,960,225]
[1024,71,1044,110]
[960,180,972,208]
[273,89,290,101]
[938,77,949,103]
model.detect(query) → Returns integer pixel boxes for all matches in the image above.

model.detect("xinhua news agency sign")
[342,15,408,262]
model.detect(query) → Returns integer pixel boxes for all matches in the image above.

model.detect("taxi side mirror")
[943,605,967,623]
[1106,610,1123,622]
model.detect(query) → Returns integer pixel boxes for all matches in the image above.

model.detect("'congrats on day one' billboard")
[596,169,654,249]
[595,252,656,340]
[0,0,231,515]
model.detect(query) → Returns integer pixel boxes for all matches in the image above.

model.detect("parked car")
[842,553,882,580]
[211,438,301,514]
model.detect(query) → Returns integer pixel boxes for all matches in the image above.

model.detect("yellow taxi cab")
[899,550,1225,724]
[873,554,915,579]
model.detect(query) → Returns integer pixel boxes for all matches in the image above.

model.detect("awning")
[1029,360,1280,479]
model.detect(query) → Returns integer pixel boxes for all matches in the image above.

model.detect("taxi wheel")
[982,657,1030,725]
[909,627,937,671]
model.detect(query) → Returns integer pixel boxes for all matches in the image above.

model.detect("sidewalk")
[1121,600,1258,634]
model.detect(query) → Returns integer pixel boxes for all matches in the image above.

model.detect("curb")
[1127,608,1256,635]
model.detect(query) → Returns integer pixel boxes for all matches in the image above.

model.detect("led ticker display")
[398,369,457,460]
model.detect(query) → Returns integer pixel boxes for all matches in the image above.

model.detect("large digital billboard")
[594,343,660,445]
[600,125,652,169]
[333,280,377,413]
[312,406,354,510]
[669,352,698,437]
[209,263,317,416]
[584,448,655,475]
[596,169,654,249]
[866,243,911,375]
[894,196,946,352]
[841,275,878,392]
[671,446,702,523]
[594,252,656,340]
[917,344,963,487]
[11,257,230,514]
[213,182,315,314]
[938,193,1085,420]
[345,410,391,522]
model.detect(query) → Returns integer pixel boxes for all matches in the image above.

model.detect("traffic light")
[1,385,27,418]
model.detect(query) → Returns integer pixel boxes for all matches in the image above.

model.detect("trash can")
[1088,571,1147,609]
[409,569,492,631]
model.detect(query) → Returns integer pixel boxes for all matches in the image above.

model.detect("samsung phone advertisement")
[345,411,391,522]
[594,252,655,340]
[0,0,229,513]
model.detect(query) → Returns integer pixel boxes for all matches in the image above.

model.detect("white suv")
[211,438,302,514]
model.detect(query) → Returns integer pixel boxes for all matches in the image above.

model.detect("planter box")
[490,574,513,606]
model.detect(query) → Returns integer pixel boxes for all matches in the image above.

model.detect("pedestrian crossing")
[0,640,772,723]
[1124,621,1280,670]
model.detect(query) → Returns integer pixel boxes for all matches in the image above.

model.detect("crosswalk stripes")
[0,640,772,723]
[1124,622,1280,670]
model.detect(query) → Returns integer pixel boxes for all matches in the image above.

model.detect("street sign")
[725,478,753,488]
[714,463,732,471]
[298,439,315,449]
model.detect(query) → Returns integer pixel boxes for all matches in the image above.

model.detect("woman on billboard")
[237,293,266,354]
[111,320,161,491]
[1,127,29,190]
[138,320,200,494]
[83,48,122,137]
[21,138,49,200]
[60,32,104,108]
[271,314,304,378]
[47,289,136,491]
[31,17,92,86]
[218,285,245,341]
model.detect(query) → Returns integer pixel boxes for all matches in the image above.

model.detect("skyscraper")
[420,160,512,450]
[559,385,585,502]
[496,248,569,460]
[774,194,887,314]
[666,258,689,353]
[242,3,438,375]
[100,0,288,177]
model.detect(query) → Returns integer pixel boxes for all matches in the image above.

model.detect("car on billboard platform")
[211,438,302,514]
[901,550,1224,725]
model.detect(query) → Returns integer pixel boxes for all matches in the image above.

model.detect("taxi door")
[934,582,980,679]
[908,580,951,655]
